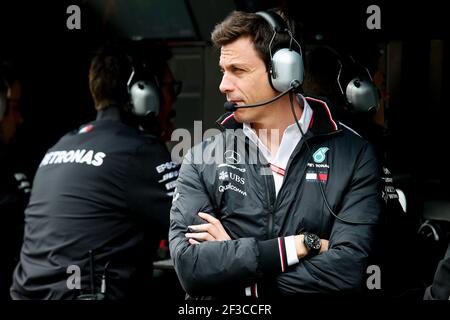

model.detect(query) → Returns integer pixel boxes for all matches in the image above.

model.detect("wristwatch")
[303,232,321,256]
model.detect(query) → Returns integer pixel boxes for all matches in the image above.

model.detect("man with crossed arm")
[169,10,381,299]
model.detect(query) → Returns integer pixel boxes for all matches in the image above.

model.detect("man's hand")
[320,239,329,253]
[185,212,231,245]
[295,235,329,259]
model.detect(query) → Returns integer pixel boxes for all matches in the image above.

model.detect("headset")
[330,47,379,113]
[126,56,160,117]
[338,59,379,113]
[255,10,304,92]
[418,220,445,243]
[224,10,303,112]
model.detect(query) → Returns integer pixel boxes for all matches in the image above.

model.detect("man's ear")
[6,86,11,99]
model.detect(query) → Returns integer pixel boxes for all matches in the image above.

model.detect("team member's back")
[11,44,179,299]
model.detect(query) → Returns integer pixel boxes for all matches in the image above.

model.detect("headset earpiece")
[126,56,160,117]
[128,78,160,117]
[330,47,379,113]
[345,75,379,113]
[271,48,303,92]
[256,11,304,92]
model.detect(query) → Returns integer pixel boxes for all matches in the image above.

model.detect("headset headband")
[255,11,288,33]
[254,10,304,91]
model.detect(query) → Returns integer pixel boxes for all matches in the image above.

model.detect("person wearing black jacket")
[169,10,382,299]
[0,64,30,300]
[303,45,428,298]
[10,44,179,300]
[424,241,450,300]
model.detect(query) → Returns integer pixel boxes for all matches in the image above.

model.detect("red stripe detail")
[252,284,257,297]
[270,163,285,176]
[318,173,328,181]
[220,113,235,125]
[159,240,168,249]
[308,111,315,129]
[305,97,338,131]
[278,238,286,272]
[271,167,285,176]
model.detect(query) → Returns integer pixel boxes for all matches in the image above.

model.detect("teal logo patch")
[312,147,329,163]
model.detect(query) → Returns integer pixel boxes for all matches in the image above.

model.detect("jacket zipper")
[220,125,340,240]
[232,131,277,240]
[263,167,276,239]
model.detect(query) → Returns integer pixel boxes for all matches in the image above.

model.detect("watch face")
[312,238,321,250]
[305,233,321,251]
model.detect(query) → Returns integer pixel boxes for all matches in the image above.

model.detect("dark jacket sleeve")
[424,241,450,300]
[125,140,178,239]
[0,154,30,226]
[169,149,267,297]
[275,143,382,294]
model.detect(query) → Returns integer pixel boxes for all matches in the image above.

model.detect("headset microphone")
[223,101,238,112]
[224,80,300,112]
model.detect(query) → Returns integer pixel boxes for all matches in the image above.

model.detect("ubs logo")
[219,171,245,185]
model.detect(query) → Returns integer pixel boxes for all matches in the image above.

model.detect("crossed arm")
[185,211,329,258]
[169,145,381,297]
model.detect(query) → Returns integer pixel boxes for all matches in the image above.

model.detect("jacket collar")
[303,96,341,136]
[96,105,122,121]
[215,95,341,137]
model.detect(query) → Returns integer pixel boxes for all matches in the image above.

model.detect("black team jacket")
[169,96,382,298]
[11,106,178,299]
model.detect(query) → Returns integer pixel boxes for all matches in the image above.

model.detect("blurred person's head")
[88,45,130,111]
[303,46,342,102]
[304,45,380,119]
[88,42,180,140]
[0,67,24,145]
[134,42,180,141]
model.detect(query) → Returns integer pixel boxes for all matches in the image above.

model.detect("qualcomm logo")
[312,147,329,163]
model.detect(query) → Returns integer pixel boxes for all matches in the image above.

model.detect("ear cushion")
[345,76,379,113]
[129,80,160,116]
[270,48,304,92]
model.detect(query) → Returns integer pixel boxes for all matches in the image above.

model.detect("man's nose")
[219,74,233,94]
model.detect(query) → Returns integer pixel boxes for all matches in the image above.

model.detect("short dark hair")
[0,59,20,119]
[88,46,131,111]
[89,42,173,111]
[211,10,296,69]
